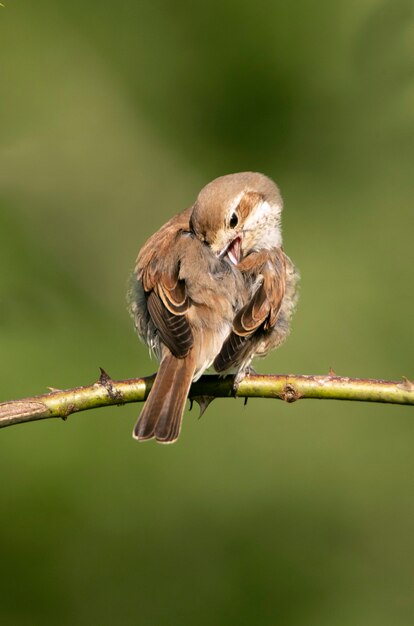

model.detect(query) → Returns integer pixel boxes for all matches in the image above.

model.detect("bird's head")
[190,172,283,265]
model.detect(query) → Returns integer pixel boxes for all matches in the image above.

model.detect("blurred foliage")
[0,1,413,624]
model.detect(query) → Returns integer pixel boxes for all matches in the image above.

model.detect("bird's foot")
[232,366,257,406]
[233,365,257,387]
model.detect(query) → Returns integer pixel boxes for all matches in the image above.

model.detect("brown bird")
[129,172,299,443]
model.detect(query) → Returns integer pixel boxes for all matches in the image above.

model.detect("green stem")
[0,371,413,430]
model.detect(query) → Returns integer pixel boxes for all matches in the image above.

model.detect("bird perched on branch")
[129,172,299,443]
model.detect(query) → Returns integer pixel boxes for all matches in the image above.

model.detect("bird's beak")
[221,235,242,265]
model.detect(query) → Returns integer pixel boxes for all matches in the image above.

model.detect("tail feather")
[133,351,195,443]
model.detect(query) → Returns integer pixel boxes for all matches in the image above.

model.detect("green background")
[1,1,413,624]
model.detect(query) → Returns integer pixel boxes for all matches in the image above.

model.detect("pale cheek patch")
[244,200,282,250]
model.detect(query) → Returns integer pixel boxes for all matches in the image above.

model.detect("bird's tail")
[133,351,196,443]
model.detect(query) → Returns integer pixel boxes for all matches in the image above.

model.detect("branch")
[0,370,413,430]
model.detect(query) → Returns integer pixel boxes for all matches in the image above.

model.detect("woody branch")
[0,370,413,429]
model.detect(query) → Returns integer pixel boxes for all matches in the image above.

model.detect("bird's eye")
[229,212,238,228]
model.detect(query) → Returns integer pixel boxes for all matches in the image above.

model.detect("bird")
[128,172,299,443]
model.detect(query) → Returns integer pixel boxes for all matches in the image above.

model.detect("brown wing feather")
[156,275,189,314]
[235,282,270,335]
[147,291,193,359]
[214,332,250,373]
[214,249,286,372]
[235,251,286,336]
[135,206,194,358]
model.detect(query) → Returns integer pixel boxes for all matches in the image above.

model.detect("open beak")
[222,236,242,265]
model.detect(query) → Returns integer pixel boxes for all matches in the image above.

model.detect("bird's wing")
[214,249,286,372]
[143,277,193,359]
[137,208,194,359]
